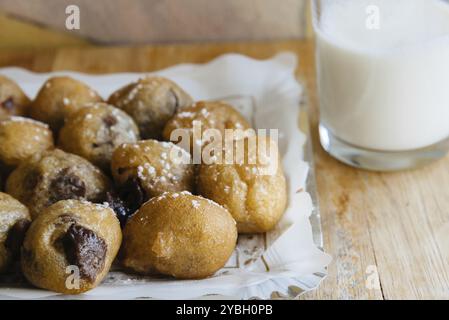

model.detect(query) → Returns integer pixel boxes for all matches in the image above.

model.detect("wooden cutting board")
[0,40,448,299]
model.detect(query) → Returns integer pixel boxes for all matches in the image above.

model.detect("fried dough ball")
[0,117,54,172]
[0,75,30,119]
[21,200,122,294]
[111,140,194,213]
[6,149,111,219]
[108,76,193,139]
[162,101,252,153]
[121,191,237,279]
[0,192,31,273]
[59,102,139,172]
[197,135,287,233]
[29,76,102,132]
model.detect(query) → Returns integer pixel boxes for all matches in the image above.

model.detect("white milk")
[315,0,449,151]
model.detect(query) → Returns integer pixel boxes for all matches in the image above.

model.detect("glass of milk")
[312,0,449,171]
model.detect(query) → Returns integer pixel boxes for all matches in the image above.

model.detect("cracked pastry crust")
[0,192,31,273]
[21,200,121,294]
[6,149,111,219]
[108,76,193,140]
[121,191,237,279]
[111,139,194,213]
[29,76,103,132]
[197,135,287,233]
[0,75,30,120]
[58,102,140,172]
[0,117,54,172]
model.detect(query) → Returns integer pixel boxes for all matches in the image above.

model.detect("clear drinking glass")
[312,0,449,171]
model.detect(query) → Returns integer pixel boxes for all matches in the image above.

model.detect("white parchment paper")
[0,52,331,299]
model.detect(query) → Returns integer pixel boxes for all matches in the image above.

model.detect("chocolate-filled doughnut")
[0,75,30,120]
[0,117,54,172]
[6,149,111,219]
[0,192,31,273]
[29,76,102,132]
[59,102,139,172]
[21,200,121,294]
[108,76,193,139]
[111,140,194,213]
[121,192,237,279]
[197,135,287,233]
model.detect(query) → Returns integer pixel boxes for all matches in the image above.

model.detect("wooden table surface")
[0,40,448,300]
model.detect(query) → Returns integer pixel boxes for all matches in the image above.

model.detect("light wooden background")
[0,0,308,44]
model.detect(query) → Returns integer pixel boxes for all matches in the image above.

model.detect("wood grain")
[0,41,448,299]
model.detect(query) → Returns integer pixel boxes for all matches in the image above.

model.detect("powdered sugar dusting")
[6,116,50,129]
[191,200,200,209]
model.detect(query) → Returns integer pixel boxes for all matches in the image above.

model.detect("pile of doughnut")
[0,74,287,294]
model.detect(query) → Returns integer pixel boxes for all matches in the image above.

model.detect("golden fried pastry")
[162,101,252,153]
[29,76,102,132]
[108,76,193,139]
[59,102,139,172]
[197,135,287,233]
[0,117,54,172]
[21,200,121,294]
[121,191,237,279]
[111,140,194,213]
[0,192,31,273]
[0,75,30,120]
[6,149,111,219]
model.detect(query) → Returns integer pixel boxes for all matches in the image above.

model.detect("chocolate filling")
[103,115,117,127]
[117,167,127,175]
[92,140,114,148]
[1,97,14,111]
[24,170,42,190]
[92,115,118,149]
[119,177,146,213]
[5,219,31,259]
[61,224,107,282]
[104,191,132,228]
[49,168,86,203]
